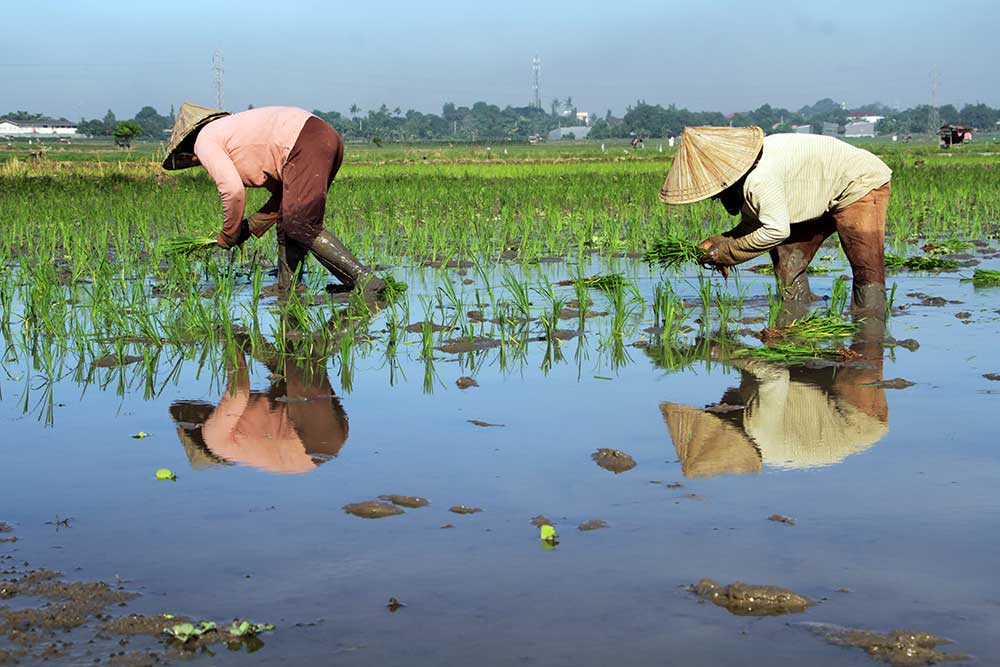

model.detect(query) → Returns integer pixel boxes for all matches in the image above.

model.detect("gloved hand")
[700,235,765,267]
[217,219,252,249]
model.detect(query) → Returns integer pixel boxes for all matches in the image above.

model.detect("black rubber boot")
[308,230,386,298]
[852,282,887,315]
[277,242,309,293]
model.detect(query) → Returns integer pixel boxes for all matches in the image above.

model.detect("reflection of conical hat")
[659,126,764,204]
[660,403,761,478]
[162,102,229,170]
[175,427,228,471]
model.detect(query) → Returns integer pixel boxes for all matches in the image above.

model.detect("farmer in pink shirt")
[163,103,385,297]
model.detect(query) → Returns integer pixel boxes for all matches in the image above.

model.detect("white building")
[844,121,876,138]
[575,111,591,125]
[547,126,591,141]
[846,113,884,125]
[0,119,78,137]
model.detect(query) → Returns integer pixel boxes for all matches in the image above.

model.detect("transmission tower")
[213,49,224,110]
[532,56,541,109]
[927,66,940,135]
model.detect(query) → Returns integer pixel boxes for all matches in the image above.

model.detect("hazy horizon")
[2,0,997,121]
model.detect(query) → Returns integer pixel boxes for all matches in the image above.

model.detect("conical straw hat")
[660,402,761,478]
[162,102,229,170]
[659,126,763,204]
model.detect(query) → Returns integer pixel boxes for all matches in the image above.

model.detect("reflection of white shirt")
[742,366,888,469]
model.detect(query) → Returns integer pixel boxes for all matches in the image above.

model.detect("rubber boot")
[277,242,308,293]
[308,230,386,298]
[851,282,886,316]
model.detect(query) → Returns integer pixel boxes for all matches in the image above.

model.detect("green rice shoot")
[782,312,858,340]
[962,269,1000,287]
[643,237,706,269]
[750,264,839,275]
[559,273,628,291]
[734,342,848,362]
[885,254,960,271]
[161,236,218,257]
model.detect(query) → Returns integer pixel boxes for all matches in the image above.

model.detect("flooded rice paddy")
[3,246,1000,665]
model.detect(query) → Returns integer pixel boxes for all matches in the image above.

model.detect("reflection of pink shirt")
[193,107,312,245]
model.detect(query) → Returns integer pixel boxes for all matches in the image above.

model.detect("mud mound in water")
[591,448,636,474]
[342,501,405,518]
[802,623,968,666]
[690,579,813,616]
[577,520,608,531]
[378,495,429,508]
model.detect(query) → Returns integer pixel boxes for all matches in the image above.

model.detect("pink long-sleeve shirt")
[193,106,312,245]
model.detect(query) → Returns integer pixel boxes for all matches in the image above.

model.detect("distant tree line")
[5,98,1000,143]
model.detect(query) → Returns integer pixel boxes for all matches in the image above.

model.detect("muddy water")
[3,259,1000,665]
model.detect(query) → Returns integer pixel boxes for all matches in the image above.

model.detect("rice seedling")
[161,236,219,257]
[962,269,1000,287]
[781,312,858,340]
[884,255,960,271]
[558,273,628,292]
[643,237,705,270]
[734,342,849,363]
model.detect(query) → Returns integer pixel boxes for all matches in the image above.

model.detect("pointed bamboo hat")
[659,126,764,204]
[660,403,761,478]
[162,102,229,170]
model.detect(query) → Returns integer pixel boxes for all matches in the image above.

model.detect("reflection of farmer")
[170,353,349,475]
[659,328,888,477]
[162,103,385,297]
[659,127,892,311]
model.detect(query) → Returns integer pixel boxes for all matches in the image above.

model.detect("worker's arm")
[703,182,791,266]
[193,137,247,248]
[247,190,282,237]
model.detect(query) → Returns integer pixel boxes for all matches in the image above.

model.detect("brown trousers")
[770,182,890,303]
[253,117,344,246]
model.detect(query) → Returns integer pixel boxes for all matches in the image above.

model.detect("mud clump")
[885,337,920,352]
[436,337,501,354]
[876,378,915,389]
[404,321,454,334]
[690,579,813,616]
[455,376,479,389]
[768,514,796,525]
[92,354,143,369]
[804,623,968,666]
[954,312,972,320]
[101,614,189,636]
[530,515,554,527]
[467,419,504,427]
[984,373,1000,381]
[591,448,636,474]
[378,495,429,508]
[449,506,482,515]
[342,501,405,519]
[577,520,608,531]
[0,523,11,533]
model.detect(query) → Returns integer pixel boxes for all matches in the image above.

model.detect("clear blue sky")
[2,0,996,121]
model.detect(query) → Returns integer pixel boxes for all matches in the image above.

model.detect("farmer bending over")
[659,127,891,311]
[162,103,385,297]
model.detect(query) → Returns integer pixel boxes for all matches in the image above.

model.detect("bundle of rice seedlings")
[382,275,408,298]
[963,269,1000,287]
[558,273,628,291]
[734,342,851,363]
[922,239,972,255]
[643,237,706,269]
[885,254,960,272]
[750,264,838,275]
[161,236,218,257]
[783,312,857,339]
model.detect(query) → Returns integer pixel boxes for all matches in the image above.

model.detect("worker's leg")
[831,182,890,312]
[768,217,834,302]
[280,118,384,296]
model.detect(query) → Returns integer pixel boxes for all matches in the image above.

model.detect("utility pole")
[532,55,541,109]
[214,49,224,110]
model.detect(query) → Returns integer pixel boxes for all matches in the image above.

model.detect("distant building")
[822,122,840,137]
[791,124,813,134]
[844,121,876,138]
[0,118,78,137]
[847,112,884,125]
[575,111,591,125]
[547,126,591,141]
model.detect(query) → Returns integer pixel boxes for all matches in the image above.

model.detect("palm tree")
[349,104,362,132]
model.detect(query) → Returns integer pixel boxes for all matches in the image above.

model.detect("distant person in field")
[162,103,386,298]
[659,126,892,311]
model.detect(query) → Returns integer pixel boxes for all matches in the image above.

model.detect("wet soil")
[876,378,916,389]
[455,376,479,389]
[100,614,190,636]
[954,312,972,320]
[885,337,920,352]
[342,501,405,519]
[577,520,608,531]
[557,308,608,320]
[378,495,430,508]
[467,420,504,427]
[983,373,1000,381]
[803,623,968,666]
[690,579,813,616]
[91,355,143,369]
[448,506,482,515]
[404,321,454,334]
[436,337,501,354]
[768,514,796,526]
[530,515,554,527]
[591,448,636,474]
